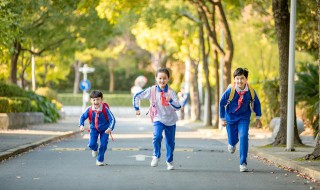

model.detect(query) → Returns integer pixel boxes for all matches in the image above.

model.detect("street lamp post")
[79,64,95,112]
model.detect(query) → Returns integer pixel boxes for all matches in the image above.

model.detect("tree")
[272,0,302,145]
[305,0,320,160]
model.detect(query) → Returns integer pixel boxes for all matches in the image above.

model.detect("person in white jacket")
[133,68,181,170]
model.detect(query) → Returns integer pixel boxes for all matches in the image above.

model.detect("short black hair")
[233,68,249,78]
[156,68,170,78]
[90,90,103,98]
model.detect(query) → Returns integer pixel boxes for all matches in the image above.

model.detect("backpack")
[224,84,255,111]
[88,102,110,125]
[148,85,157,122]
[147,85,173,122]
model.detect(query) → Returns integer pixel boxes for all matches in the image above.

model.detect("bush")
[0,82,60,123]
[0,97,10,112]
[0,97,31,113]
[0,81,27,97]
[8,97,31,112]
[35,87,58,100]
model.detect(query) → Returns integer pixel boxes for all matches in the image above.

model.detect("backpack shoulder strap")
[228,84,235,103]
[88,107,93,124]
[248,84,255,101]
[151,85,156,104]
[102,103,109,121]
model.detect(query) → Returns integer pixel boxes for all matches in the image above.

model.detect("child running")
[133,68,181,170]
[219,68,262,172]
[79,90,116,166]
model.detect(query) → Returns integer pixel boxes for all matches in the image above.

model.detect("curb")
[250,147,320,181]
[0,131,79,162]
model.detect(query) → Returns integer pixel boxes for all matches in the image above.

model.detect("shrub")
[8,97,32,112]
[0,97,10,112]
[35,87,58,100]
[0,81,27,97]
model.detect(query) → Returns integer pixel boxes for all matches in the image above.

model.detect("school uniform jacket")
[133,85,181,126]
[219,84,262,125]
[79,104,116,132]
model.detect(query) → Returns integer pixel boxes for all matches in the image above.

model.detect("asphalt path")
[0,114,318,190]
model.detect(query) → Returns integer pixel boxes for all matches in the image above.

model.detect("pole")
[219,29,224,130]
[286,0,296,151]
[31,45,36,91]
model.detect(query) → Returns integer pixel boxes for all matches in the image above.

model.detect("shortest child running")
[133,68,181,170]
[79,90,116,166]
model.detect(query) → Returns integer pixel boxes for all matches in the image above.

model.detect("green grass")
[58,93,149,107]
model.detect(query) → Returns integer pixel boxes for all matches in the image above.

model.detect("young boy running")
[219,68,262,172]
[79,90,116,166]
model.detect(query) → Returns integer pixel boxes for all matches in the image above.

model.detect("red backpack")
[88,102,110,125]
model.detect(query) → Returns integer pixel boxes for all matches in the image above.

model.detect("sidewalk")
[180,119,320,183]
[0,108,319,184]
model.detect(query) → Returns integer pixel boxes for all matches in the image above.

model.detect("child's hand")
[221,120,227,127]
[136,110,141,116]
[256,119,262,128]
[105,128,111,134]
[166,95,171,102]
[79,126,85,132]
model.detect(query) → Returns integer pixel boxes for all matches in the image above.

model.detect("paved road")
[0,110,318,190]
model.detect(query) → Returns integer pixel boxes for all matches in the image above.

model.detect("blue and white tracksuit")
[133,85,181,163]
[219,85,262,165]
[79,105,116,162]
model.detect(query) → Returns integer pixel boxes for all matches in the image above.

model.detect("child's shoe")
[150,156,159,167]
[96,160,105,166]
[240,164,248,172]
[166,162,174,170]
[228,144,236,154]
[92,150,98,158]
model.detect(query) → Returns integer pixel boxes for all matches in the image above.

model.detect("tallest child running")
[133,68,181,170]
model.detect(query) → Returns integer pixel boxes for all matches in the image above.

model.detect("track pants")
[153,121,176,163]
[226,119,250,165]
[88,129,109,162]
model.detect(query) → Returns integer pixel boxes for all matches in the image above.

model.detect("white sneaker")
[150,156,159,167]
[228,144,236,154]
[166,162,174,170]
[92,150,98,158]
[240,164,248,172]
[96,160,105,166]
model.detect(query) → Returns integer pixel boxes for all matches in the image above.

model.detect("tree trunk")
[214,50,220,128]
[199,19,212,126]
[10,40,21,85]
[214,0,234,89]
[305,0,320,160]
[272,0,290,146]
[272,0,303,146]
[109,64,114,93]
[73,60,81,95]
[190,59,201,121]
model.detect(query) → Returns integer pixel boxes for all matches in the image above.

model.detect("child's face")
[156,72,169,89]
[91,97,103,109]
[234,75,247,90]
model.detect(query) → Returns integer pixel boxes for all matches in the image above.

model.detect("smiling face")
[234,75,247,90]
[91,97,103,109]
[156,72,169,89]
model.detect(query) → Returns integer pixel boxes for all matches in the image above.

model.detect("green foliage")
[35,87,58,100]
[0,97,32,113]
[0,97,9,112]
[261,79,280,120]
[0,81,27,97]
[27,92,60,123]
[58,93,149,107]
[295,63,319,137]
[0,81,59,122]
[8,97,32,112]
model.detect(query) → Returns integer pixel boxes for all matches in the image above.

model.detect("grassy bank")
[58,93,149,107]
